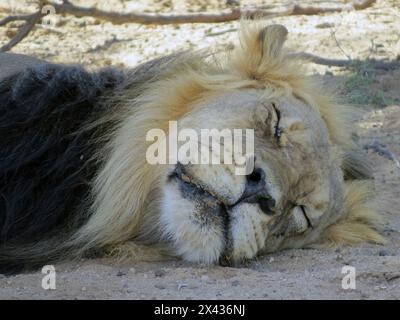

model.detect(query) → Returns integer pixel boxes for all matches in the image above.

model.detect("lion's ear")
[258,24,288,60]
[232,22,289,79]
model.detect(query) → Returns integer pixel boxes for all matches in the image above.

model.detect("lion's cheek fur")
[229,203,272,260]
[160,182,226,264]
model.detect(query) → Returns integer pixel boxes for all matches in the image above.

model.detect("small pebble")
[155,284,166,290]
[315,22,335,29]
[200,275,209,281]
[154,269,166,278]
[336,254,343,261]
[116,271,125,277]
[129,268,136,274]
[231,280,240,287]
[378,250,389,256]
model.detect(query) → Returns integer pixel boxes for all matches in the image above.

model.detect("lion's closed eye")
[258,102,308,148]
[255,102,283,140]
[286,205,311,236]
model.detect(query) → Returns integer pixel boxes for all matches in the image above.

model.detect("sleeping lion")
[0,23,384,273]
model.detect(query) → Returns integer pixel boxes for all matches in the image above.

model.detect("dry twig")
[0,11,42,52]
[49,0,377,25]
[289,52,400,71]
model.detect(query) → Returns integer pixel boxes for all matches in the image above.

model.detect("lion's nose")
[247,167,266,185]
[242,167,267,200]
[237,167,270,202]
[235,167,276,215]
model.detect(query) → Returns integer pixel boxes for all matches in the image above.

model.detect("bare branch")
[49,0,377,25]
[0,13,38,27]
[290,0,377,15]
[289,52,400,71]
[0,11,42,52]
[331,29,352,60]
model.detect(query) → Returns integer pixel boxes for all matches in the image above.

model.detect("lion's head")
[71,22,384,265]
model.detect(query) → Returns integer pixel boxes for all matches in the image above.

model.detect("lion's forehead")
[178,89,328,137]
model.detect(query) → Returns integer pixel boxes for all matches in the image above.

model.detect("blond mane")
[69,21,384,258]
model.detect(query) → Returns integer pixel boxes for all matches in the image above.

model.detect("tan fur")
[318,181,385,246]
[69,21,384,262]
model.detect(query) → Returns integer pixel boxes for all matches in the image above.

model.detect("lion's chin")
[160,178,227,264]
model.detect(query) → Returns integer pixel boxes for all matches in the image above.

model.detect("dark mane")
[0,63,125,273]
[0,52,184,274]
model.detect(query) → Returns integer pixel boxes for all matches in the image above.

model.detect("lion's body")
[0,23,384,274]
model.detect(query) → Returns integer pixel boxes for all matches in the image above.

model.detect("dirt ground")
[0,0,399,300]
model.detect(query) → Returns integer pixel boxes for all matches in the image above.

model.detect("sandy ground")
[0,0,399,299]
